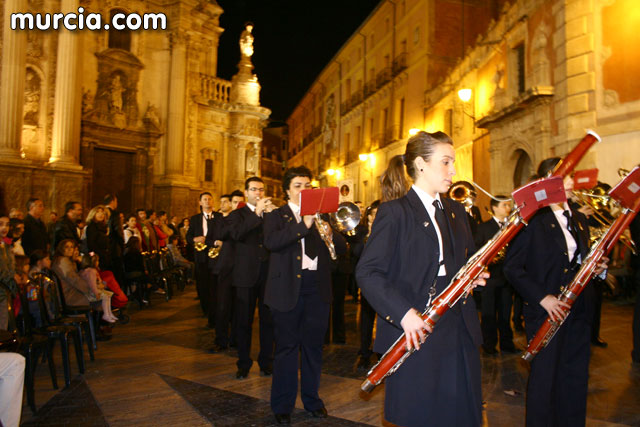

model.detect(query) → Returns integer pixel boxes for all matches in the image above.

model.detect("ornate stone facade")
[0,1,270,218]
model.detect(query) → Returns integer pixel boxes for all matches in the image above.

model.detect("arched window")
[204,159,213,182]
[108,9,131,51]
[513,149,533,188]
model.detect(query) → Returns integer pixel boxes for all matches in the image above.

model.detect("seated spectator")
[51,239,92,307]
[84,206,112,270]
[0,214,18,330]
[124,214,142,244]
[28,250,55,320]
[0,352,25,427]
[8,219,25,256]
[168,216,180,240]
[167,235,193,279]
[123,236,151,303]
[79,254,117,323]
[22,198,49,256]
[53,201,82,250]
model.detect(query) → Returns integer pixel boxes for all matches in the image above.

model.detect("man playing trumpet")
[226,177,276,378]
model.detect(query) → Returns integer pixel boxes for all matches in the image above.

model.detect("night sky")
[216,0,380,122]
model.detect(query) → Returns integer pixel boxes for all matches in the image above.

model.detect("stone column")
[0,0,28,162]
[49,0,82,169]
[165,30,188,178]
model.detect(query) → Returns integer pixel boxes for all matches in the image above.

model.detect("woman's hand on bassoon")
[400,309,432,351]
[470,271,490,289]
[594,256,609,276]
[540,295,571,322]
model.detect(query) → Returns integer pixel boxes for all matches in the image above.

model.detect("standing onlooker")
[219,194,233,216]
[168,216,180,240]
[230,190,245,211]
[0,215,18,330]
[22,198,49,256]
[85,206,112,270]
[53,201,82,250]
[104,194,126,290]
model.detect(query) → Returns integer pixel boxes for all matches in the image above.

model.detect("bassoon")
[522,166,640,361]
[361,130,601,392]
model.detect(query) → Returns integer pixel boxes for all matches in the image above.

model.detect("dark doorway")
[91,148,134,214]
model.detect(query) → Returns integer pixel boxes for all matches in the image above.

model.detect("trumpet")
[208,245,221,259]
[315,202,361,260]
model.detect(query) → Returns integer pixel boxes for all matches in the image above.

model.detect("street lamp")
[458,88,472,102]
[408,128,421,136]
[359,153,369,162]
[326,168,335,176]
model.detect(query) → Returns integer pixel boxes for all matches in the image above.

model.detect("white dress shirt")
[202,210,214,236]
[412,185,447,276]
[551,203,578,263]
[288,201,318,271]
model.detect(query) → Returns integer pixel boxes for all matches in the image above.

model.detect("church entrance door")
[91,148,134,214]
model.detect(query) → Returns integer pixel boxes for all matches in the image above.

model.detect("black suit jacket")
[356,188,482,352]
[474,218,507,286]
[53,217,80,250]
[22,214,49,256]
[106,207,124,258]
[504,206,594,335]
[263,204,347,312]
[186,212,222,265]
[227,206,268,287]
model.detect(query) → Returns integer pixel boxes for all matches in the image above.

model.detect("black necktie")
[563,210,583,263]
[304,227,318,260]
[433,200,455,275]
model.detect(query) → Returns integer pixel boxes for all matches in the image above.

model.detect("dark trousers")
[513,291,524,329]
[591,278,605,341]
[525,310,591,426]
[195,261,212,315]
[235,263,274,371]
[480,281,515,350]
[632,268,640,362]
[359,293,376,357]
[213,268,233,347]
[271,270,330,414]
[329,270,348,343]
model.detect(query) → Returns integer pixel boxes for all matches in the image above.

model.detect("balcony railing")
[364,80,376,98]
[376,67,392,88]
[199,74,231,102]
[392,52,408,76]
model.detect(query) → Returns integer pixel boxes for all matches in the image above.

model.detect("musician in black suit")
[473,196,518,354]
[356,132,487,427]
[186,192,220,316]
[225,177,275,377]
[504,157,608,427]
[264,166,347,424]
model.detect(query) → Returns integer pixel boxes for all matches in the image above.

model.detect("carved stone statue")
[239,23,254,59]
[245,143,259,175]
[82,90,94,115]
[23,69,41,126]
[109,74,125,112]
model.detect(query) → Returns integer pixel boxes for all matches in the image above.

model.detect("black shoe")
[274,413,291,424]
[592,337,608,348]
[483,346,498,355]
[260,366,272,376]
[236,368,249,379]
[308,407,328,418]
[356,355,370,370]
[208,344,228,353]
[500,346,521,354]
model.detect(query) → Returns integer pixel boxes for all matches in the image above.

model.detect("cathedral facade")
[0,0,270,218]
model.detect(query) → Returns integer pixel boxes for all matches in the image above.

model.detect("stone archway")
[512,149,533,188]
